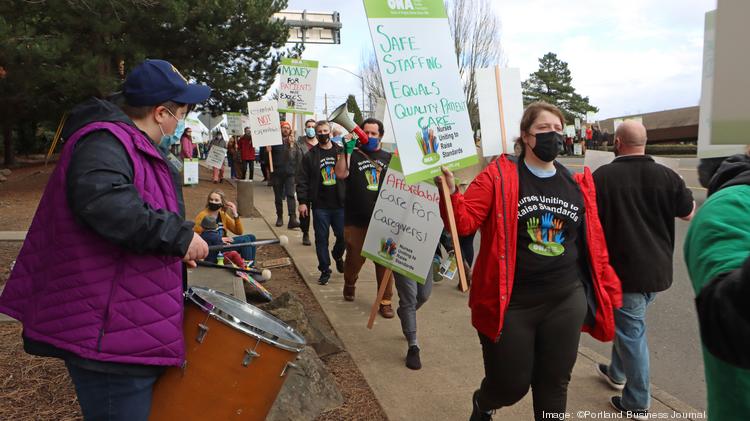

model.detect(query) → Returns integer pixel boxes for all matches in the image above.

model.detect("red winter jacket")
[440,155,622,342]
[239,135,255,161]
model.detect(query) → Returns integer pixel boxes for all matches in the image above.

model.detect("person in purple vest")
[0,59,211,421]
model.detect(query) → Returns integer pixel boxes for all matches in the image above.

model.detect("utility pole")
[324,93,328,117]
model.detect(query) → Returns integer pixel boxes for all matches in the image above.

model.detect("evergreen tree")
[127,0,302,114]
[0,0,297,165]
[522,52,597,124]
[346,95,363,126]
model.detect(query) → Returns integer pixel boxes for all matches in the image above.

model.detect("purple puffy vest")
[0,121,185,366]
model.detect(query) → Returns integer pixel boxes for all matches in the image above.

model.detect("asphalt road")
[473,156,709,410]
[564,157,707,410]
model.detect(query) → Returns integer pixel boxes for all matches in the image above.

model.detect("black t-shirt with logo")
[316,146,341,209]
[593,155,694,292]
[514,161,584,290]
[345,149,391,227]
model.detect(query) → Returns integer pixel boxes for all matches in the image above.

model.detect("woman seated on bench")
[194,189,256,264]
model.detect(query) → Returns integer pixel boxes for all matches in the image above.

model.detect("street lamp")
[322,65,365,116]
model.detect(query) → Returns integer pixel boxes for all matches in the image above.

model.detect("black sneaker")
[595,363,625,391]
[405,345,421,370]
[470,390,494,421]
[275,216,283,227]
[610,396,649,421]
[318,272,331,285]
[335,257,345,273]
[302,233,311,246]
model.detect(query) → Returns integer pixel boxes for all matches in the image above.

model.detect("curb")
[246,201,346,346]
[578,346,704,420]
[0,231,27,241]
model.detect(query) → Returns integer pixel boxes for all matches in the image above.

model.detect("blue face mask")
[305,127,316,138]
[159,118,185,152]
[360,136,380,152]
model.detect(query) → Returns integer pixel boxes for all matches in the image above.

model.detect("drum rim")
[186,286,306,353]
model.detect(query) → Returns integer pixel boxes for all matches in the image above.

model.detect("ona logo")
[388,0,414,10]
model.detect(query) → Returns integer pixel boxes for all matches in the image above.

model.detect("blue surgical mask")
[174,119,186,140]
[360,136,380,152]
[305,127,315,138]
[158,119,185,152]
[159,107,185,152]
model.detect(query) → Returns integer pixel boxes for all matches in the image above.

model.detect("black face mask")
[207,203,222,211]
[316,133,330,143]
[531,131,564,162]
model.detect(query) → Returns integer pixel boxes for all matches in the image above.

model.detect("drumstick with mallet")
[195,260,272,282]
[207,235,289,253]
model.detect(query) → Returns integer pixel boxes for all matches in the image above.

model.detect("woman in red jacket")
[439,102,621,421]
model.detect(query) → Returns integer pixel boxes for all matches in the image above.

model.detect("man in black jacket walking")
[592,120,694,418]
[270,121,303,228]
[296,118,318,245]
[296,120,346,284]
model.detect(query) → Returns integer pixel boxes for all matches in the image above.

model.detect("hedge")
[596,144,697,155]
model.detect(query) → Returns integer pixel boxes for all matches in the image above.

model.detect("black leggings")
[477,281,586,421]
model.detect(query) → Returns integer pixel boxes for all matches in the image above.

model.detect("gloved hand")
[344,137,357,154]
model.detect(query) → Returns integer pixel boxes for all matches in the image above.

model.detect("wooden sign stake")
[493,66,508,155]
[367,269,394,329]
[266,145,274,173]
[439,177,468,292]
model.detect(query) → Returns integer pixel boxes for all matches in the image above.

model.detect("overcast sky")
[279,0,717,120]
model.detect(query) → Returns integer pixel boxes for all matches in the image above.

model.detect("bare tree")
[360,50,385,111]
[447,0,505,130]
[359,0,504,130]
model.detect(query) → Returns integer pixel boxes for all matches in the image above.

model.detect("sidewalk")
[240,179,704,421]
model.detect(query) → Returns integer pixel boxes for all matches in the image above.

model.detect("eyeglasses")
[164,107,186,122]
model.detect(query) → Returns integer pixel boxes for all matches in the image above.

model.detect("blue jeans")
[231,234,256,261]
[312,208,345,274]
[65,361,159,421]
[607,292,657,410]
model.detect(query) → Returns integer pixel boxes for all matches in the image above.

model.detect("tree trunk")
[3,123,15,167]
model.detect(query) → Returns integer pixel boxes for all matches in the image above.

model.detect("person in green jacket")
[684,152,750,421]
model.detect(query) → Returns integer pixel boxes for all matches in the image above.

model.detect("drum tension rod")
[242,339,262,367]
[280,361,299,377]
[196,323,209,344]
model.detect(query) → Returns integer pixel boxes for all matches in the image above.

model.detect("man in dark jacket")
[0,59,210,420]
[270,121,303,228]
[296,118,318,245]
[592,120,694,417]
[296,120,345,284]
[685,151,750,421]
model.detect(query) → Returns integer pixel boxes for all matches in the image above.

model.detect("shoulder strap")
[355,149,384,174]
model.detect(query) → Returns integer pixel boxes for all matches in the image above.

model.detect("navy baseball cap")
[123,59,211,106]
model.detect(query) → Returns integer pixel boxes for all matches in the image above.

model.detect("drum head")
[187,286,306,352]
